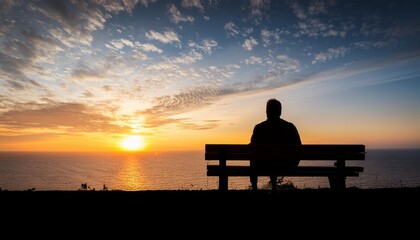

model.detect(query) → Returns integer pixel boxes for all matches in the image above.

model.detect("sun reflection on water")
[118,154,148,191]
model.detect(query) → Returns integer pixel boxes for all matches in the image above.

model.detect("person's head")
[266,98,282,119]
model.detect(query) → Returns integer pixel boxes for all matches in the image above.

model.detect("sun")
[119,135,146,151]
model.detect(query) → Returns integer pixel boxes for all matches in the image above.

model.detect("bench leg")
[219,175,228,191]
[328,175,346,190]
[250,175,258,192]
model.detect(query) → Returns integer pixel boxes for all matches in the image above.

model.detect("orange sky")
[1,1,420,152]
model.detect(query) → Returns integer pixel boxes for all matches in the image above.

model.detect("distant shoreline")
[1,147,420,152]
[2,186,420,198]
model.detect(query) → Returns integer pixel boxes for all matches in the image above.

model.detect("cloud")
[135,42,163,53]
[289,1,346,38]
[249,0,270,18]
[142,49,204,72]
[132,50,149,60]
[188,39,218,54]
[25,0,146,48]
[71,67,106,82]
[241,55,301,86]
[0,51,43,91]
[204,65,240,79]
[0,0,18,37]
[0,133,64,143]
[3,30,63,65]
[146,30,181,44]
[297,18,345,38]
[0,29,65,91]
[68,54,137,82]
[155,87,219,114]
[0,0,21,15]
[181,0,205,11]
[82,91,95,98]
[170,51,203,65]
[178,120,220,130]
[312,47,349,64]
[245,56,262,65]
[167,3,194,24]
[289,0,307,20]
[145,61,180,72]
[242,37,258,51]
[261,29,282,47]
[224,22,239,37]
[28,1,106,46]
[308,0,328,15]
[94,0,155,12]
[0,102,128,133]
[106,39,127,50]
[107,38,164,54]
[139,86,220,128]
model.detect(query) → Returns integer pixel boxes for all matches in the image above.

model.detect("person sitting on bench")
[250,98,302,192]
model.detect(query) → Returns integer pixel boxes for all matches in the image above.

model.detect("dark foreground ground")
[2,187,420,237]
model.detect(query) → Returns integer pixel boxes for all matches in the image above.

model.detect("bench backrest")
[205,144,365,161]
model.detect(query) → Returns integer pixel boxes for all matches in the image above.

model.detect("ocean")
[0,149,419,191]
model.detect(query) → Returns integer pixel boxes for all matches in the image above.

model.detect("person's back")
[250,98,301,192]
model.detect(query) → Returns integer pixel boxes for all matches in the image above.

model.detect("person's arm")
[291,123,302,144]
[250,125,260,144]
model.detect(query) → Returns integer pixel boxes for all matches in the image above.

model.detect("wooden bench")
[205,144,365,191]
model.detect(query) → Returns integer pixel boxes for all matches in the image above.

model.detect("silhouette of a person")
[250,98,302,192]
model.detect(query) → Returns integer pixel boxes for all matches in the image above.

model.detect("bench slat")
[207,166,364,177]
[205,144,365,153]
[205,144,365,161]
[205,152,365,160]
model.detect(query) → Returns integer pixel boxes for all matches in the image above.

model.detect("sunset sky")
[1,0,420,152]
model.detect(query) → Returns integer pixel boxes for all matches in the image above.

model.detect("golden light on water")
[118,155,147,190]
[119,135,146,151]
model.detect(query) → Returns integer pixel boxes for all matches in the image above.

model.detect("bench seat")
[205,144,365,191]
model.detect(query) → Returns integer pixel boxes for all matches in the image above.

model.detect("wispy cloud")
[289,1,346,38]
[0,102,128,134]
[249,0,270,18]
[170,51,203,64]
[0,133,67,144]
[28,1,106,46]
[136,42,163,53]
[167,3,194,24]
[245,56,262,65]
[95,0,155,12]
[178,120,220,130]
[308,0,328,15]
[224,22,240,37]
[188,39,218,54]
[70,67,107,82]
[182,0,205,11]
[242,37,258,51]
[312,47,349,64]
[0,52,44,91]
[139,86,220,128]
[146,30,181,44]
[260,29,282,47]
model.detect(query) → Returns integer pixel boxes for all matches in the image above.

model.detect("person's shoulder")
[253,121,268,131]
[280,118,297,127]
[255,120,268,127]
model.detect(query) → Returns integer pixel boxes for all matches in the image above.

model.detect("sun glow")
[120,135,146,151]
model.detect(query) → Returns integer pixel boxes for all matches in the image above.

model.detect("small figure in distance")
[250,98,302,193]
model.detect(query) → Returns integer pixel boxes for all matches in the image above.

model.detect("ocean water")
[0,149,419,191]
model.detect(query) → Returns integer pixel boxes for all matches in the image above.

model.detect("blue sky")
[1,0,420,151]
